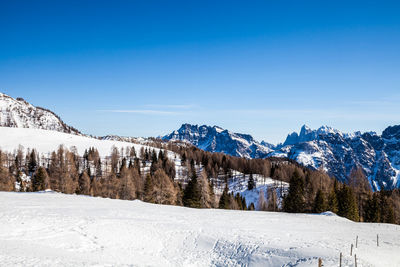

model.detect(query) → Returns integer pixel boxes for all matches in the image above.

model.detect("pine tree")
[327,187,339,213]
[32,167,49,191]
[183,170,201,208]
[143,173,154,203]
[337,185,359,221]
[313,189,327,213]
[364,193,380,222]
[218,185,230,209]
[283,170,305,213]
[248,173,256,190]
[28,150,37,175]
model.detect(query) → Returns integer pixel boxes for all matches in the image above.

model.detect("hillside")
[0,93,80,135]
[0,126,147,157]
[0,191,399,267]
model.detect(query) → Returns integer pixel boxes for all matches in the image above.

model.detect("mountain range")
[163,124,400,191]
[1,92,399,190]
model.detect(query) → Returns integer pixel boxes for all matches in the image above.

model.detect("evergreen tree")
[32,167,49,191]
[327,187,339,213]
[28,150,37,175]
[218,185,230,209]
[337,185,359,221]
[143,173,154,203]
[283,170,305,213]
[247,173,256,190]
[313,189,327,213]
[364,193,380,222]
[183,170,201,208]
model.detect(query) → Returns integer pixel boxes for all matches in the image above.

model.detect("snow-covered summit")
[273,124,400,190]
[163,124,274,158]
[0,93,80,135]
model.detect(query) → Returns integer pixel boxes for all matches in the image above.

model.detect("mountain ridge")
[0,92,81,135]
[164,123,400,190]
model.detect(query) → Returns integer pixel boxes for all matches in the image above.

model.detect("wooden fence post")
[377,234,379,247]
[355,254,357,267]
[339,252,342,267]
[318,258,322,267]
[350,243,353,256]
[356,235,358,248]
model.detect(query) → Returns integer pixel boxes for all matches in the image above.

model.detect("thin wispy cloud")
[143,104,197,109]
[99,109,180,115]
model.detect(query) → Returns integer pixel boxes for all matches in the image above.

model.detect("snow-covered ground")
[0,127,153,157]
[0,192,399,267]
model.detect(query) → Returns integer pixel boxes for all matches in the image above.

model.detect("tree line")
[0,141,399,225]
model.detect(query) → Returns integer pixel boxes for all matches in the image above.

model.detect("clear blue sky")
[1,1,399,144]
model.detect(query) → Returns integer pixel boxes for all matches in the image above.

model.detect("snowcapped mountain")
[0,93,80,135]
[162,124,274,158]
[271,125,400,190]
[164,124,400,190]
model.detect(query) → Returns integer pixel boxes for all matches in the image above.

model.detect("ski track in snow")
[0,192,399,267]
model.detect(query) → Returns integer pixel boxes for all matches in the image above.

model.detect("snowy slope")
[0,191,399,267]
[0,93,80,135]
[0,127,149,157]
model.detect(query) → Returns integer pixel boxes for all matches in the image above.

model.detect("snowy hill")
[0,93,80,135]
[0,191,399,267]
[0,127,146,157]
[163,124,274,158]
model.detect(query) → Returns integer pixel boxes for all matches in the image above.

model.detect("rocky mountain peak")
[0,92,80,135]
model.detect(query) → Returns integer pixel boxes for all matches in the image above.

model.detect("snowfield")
[0,192,399,267]
[0,127,150,157]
